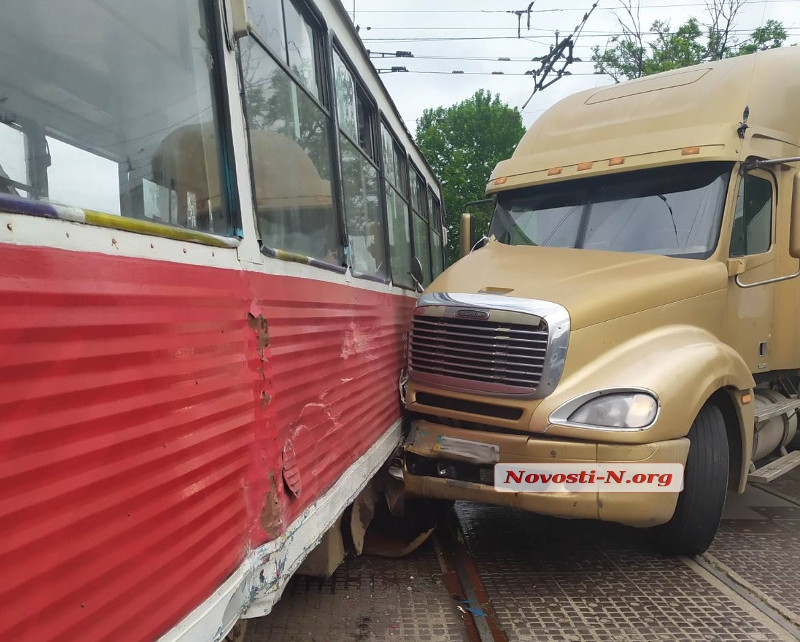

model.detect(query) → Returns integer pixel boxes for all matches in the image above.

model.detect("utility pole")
[352,0,356,23]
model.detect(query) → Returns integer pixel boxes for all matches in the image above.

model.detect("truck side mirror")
[791,173,800,259]
[460,213,475,258]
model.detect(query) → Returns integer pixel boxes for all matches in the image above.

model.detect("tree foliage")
[737,20,788,55]
[416,90,526,265]
[592,0,787,82]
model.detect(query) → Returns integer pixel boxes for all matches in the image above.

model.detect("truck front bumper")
[403,420,690,528]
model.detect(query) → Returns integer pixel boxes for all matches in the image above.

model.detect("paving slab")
[706,472,800,624]
[245,474,800,642]
[456,501,793,642]
[246,543,465,642]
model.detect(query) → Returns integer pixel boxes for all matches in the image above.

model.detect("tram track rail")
[433,507,509,642]
[752,481,800,508]
[437,496,800,642]
[693,553,800,638]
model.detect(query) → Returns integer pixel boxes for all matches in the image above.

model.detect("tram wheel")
[653,403,729,556]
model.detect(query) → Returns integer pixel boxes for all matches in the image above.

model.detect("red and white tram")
[0,0,445,640]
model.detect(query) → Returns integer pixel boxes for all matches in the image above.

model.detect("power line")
[361,26,800,34]
[369,51,599,61]
[355,0,799,11]
[361,31,800,43]
[375,68,604,76]
[377,55,596,61]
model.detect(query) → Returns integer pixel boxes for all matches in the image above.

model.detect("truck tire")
[653,403,728,556]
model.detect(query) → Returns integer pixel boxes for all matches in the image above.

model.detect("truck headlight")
[551,391,659,430]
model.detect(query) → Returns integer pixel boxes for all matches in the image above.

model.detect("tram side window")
[428,190,445,278]
[241,4,341,265]
[247,0,286,56]
[0,123,27,196]
[333,51,385,279]
[382,125,413,288]
[730,174,772,257]
[248,0,321,101]
[410,167,432,285]
[0,0,233,235]
[48,137,121,216]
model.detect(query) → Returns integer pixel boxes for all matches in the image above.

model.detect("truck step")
[748,450,800,483]
[753,397,800,424]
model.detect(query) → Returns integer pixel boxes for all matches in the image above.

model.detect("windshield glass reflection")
[490,162,733,259]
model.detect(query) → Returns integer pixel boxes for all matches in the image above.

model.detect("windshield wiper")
[656,194,679,245]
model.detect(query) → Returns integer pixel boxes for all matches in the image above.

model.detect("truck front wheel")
[653,403,729,556]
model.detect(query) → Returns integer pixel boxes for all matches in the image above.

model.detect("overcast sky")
[348,0,799,133]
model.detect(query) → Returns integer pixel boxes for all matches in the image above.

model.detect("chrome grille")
[409,315,549,394]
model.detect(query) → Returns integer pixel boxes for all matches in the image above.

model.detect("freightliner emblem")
[455,308,490,320]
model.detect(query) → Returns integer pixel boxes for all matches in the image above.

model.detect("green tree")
[416,90,526,265]
[647,19,706,73]
[737,20,788,56]
[592,0,787,81]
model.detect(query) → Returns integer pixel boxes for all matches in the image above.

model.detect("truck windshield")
[490,162,733,259]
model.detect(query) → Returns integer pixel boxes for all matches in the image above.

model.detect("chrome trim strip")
[409,292,570,399]
[548,387,661,432]
[417,292,567,318]
[736,267,800,289]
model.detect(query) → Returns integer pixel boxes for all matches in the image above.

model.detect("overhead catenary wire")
[374,68,603,75]
[369,51,604,60]
[361,32,799,43]
[355,0,799,11]
[361,26,800,34]
[514,0,599,105]
[361,1,798,126]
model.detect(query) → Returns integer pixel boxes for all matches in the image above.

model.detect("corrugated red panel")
[247,275,413,538]
[0,244,413,641]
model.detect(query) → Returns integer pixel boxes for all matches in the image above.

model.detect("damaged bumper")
[403,420,690,528]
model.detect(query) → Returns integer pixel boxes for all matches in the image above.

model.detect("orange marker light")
[494,176,508,186]
[682,146,701,156]
[741,392,752,404]
[577,162,593,171]
[547,167,563,176]
[609,157,625,166]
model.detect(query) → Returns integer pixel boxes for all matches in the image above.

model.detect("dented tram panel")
[0,245,411,638]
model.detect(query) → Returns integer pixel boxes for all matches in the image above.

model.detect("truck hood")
[429,240,728,330]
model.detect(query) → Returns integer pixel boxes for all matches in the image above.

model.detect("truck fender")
[542,324,754,490]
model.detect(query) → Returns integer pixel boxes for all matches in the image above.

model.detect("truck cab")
[402,47,800,555]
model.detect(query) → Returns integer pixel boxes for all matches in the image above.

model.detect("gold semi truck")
[402,47,800,555]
